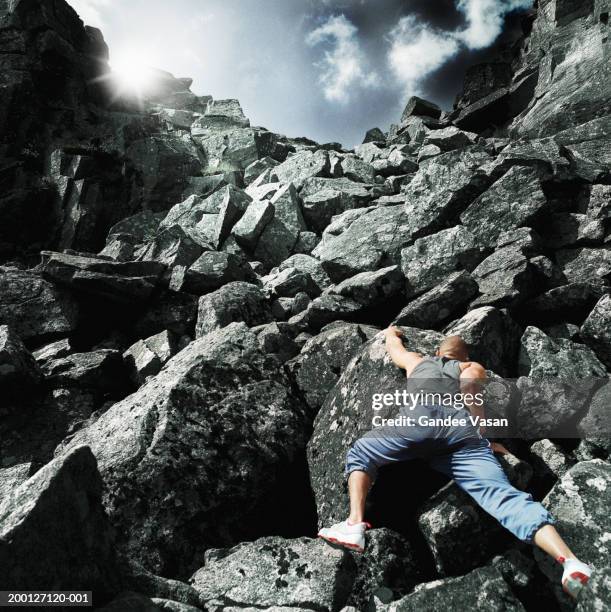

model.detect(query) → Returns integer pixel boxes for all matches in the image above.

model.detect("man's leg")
[347,470,372,525]
[318,425,417,552]
[429,440,592,598]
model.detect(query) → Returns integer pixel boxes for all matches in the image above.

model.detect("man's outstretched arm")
[384,326,423,376]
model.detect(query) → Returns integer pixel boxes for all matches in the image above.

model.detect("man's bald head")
[437,336,469,361]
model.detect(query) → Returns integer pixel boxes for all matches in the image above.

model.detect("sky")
[67,0,533,147]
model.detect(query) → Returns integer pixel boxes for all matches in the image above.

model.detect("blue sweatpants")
[345,404,554,543]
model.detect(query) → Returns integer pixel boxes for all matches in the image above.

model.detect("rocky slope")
[0,0,610,610]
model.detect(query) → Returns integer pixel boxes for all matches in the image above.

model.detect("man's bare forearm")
[384,329,407,368]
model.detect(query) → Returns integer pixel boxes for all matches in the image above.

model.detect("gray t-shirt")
[405,356,462,400]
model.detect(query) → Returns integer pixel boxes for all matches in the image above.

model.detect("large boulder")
[287,322,378,416]
[126,135,202,212]
[307,327,443,527]
[346,528,421,610]
[470,242,537,308]
[393,271,478,329]
[381,566,525,611]
[0,267,78,342]
[535,460,611,607]
[328,266,405,308]
[576,566,611,612]
[417,453,533,577]
[40,251,165,303]
[556,246,611,284]
[195,281,272,337]
[274,150,330,187]
[516,326,607,437]
[401,226,485,297]
[313,205,413,282]
[0,325,42,396]
[460,166,548,248]
[444,307,521,377]
[178,251,257,295]
[301,177,373,232]
[189,536,356,611]
[0,446,119,602]
[61,323,310,577]
[403,146,491,239]
[123,331,185,386]
[580,294,611,369]
[401,96,442,121]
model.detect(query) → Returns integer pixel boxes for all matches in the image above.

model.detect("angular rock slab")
[401,226,485,297]
[287,322,378,416]
[190,536,356,611]
[393,271,478,329]
[313,205,413,282]
[0,325,42,396]
[195,281,272,337]
[0,446,119,601]
[535,460,611,607]
[580,294,611,370]
[516,326,607,437]
[444,307,521,377]
[403,146,491,239]
[62,324,310,577]
[40,251,165,303]
[460,166,547,248]
[307,327,443,527]
[347,528,421,610]
[380,566,524,611]
[0,267,78,342]
[417,453,533,577]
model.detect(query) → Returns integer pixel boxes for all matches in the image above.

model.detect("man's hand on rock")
[384,326,403,339]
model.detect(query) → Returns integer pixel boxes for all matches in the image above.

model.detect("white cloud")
[66,0,111,28]
[307,14,379,103]
[457,0,533,49]
[387,1,532,99]
[388,16,459,97]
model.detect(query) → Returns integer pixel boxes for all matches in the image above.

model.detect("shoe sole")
[562,572,590,599]
[318,534,364,553]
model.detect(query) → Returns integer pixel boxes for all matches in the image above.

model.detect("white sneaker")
[318,520,370,553]
[560,557,592,599]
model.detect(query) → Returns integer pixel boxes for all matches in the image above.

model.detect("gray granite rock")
[231,199,274,249]
[62,324,309,577]
[535,460,611,607]
[0,325,42,395]
[328,266,405,308]
[123,330,184,386]
[287,322,378,416]
[0,267,78,342]
[0,446,119,601]
[381,566,524,612]
[403,146,491,239]
[196,281,272,337]
[313,205,413,282]
[580,294,611,369]
[460,166,547,249]
[401,226,485,297]
[444,306,521,376]
[179,251,258,295]
[393,271,478,329]
[190,536,356,611]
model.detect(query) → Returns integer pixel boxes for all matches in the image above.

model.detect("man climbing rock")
[318,326,593,599]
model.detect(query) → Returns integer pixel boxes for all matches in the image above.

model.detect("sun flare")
[108,51,157,99]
